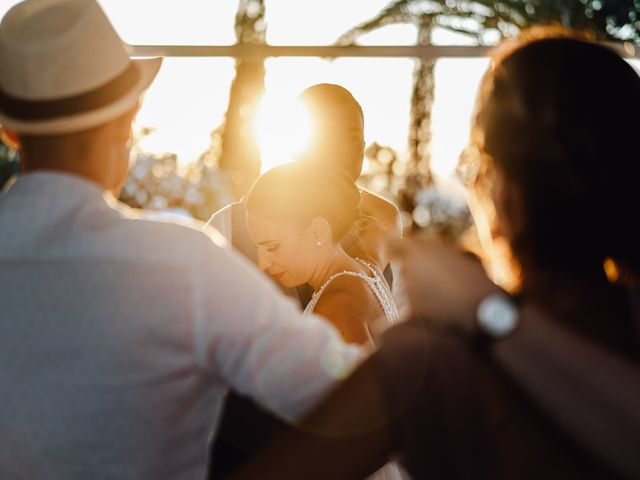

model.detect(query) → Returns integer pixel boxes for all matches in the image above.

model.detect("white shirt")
[206,203,232,243]
[0,171,361,480]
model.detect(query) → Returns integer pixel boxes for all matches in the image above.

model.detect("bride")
[246,161,398,345]
[246,160,403,479]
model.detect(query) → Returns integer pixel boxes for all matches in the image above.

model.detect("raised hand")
[392,236,501,335]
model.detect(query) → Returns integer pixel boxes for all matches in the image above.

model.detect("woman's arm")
[394,237,640,478]
[492,303,640,478]
[229,351,396,480]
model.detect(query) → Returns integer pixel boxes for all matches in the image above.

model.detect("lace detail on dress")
[303,259,404,480]
[303,258,399,325]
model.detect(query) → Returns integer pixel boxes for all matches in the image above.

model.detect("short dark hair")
[299,83,364,124]
[297,83,365,181]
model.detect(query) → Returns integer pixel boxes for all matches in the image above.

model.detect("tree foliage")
[218,0,267,199]
[338,1,640,46]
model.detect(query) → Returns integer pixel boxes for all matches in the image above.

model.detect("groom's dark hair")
[298,83,365,182]
[299,83,364,123]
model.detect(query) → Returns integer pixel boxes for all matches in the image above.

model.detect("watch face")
[477,293,518,338]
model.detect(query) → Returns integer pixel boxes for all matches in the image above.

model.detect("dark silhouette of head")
[469,27,640,284]
[298,83,365,182]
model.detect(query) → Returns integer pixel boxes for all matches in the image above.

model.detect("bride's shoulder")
[318,274,378,312]
[313,275,379,344]
[324,272,370,293]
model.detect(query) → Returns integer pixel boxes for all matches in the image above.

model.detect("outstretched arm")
[492,303,640,478]
[394,237,640,478]
[229,350,396,480]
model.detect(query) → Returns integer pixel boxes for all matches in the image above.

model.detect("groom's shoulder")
[111,205,228,265]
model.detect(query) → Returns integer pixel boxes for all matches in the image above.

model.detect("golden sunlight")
[254,92,314,173]
[430,58,489,178]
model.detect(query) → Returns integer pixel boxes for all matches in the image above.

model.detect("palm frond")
[335,0,416,45]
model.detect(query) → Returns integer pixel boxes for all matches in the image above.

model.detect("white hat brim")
[0,57,162,135]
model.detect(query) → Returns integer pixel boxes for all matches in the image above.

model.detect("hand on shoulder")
[391,236,502,335]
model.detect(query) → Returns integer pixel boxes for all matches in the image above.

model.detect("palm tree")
[337,2,444,185]
[218,0,267,199]
[337,0,640,183]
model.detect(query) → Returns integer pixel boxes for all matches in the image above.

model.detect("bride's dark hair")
[245,161,361,243]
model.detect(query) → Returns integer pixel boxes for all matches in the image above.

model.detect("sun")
[253,92,314,173]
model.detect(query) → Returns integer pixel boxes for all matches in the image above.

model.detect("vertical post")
[218,0,267,199]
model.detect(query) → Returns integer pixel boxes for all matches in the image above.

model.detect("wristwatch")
[476,292,519,339]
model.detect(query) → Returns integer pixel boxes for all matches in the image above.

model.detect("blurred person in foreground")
[391,238,640,479]
[229,27,640,480]
[0,1,362,479]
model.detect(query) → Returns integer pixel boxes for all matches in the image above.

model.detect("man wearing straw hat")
[0,1,360,478]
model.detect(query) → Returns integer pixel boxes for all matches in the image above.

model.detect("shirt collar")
[3,170,112,202]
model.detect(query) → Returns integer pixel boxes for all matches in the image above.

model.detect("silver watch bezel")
[476,292,519,338]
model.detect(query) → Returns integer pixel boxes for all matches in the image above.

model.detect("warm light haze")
[0,0,489,177]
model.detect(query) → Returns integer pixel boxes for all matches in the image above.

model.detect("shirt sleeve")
[192,234,363,420]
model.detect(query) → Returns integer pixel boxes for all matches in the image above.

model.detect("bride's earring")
[316,241,323,247]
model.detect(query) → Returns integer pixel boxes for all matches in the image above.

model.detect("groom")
[0,1,361,478]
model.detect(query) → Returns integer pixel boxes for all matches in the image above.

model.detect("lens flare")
[254,93,313,172]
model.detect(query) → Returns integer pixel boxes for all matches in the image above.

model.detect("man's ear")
[308,216,333,246]
[0,127,21,149]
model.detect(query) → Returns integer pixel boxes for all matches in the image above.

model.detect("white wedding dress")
[304,258,399,324]
[304,258,406,480]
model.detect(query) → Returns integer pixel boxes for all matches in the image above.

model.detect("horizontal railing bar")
[129,42,638,59]
[130,44,490,59]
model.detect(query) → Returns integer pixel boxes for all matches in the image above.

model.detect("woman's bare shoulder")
[313,275,380,345]
[316,274,380,318]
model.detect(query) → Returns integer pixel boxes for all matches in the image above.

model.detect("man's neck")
[20,138,122,193]
[22,163,109,190]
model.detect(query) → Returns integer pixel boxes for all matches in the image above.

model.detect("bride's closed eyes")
[247,213,317,287]
[265,243,280,253]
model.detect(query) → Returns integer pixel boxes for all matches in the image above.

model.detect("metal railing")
[130,42,638,59]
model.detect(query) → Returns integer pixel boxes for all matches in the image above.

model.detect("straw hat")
[0,0,162,135]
